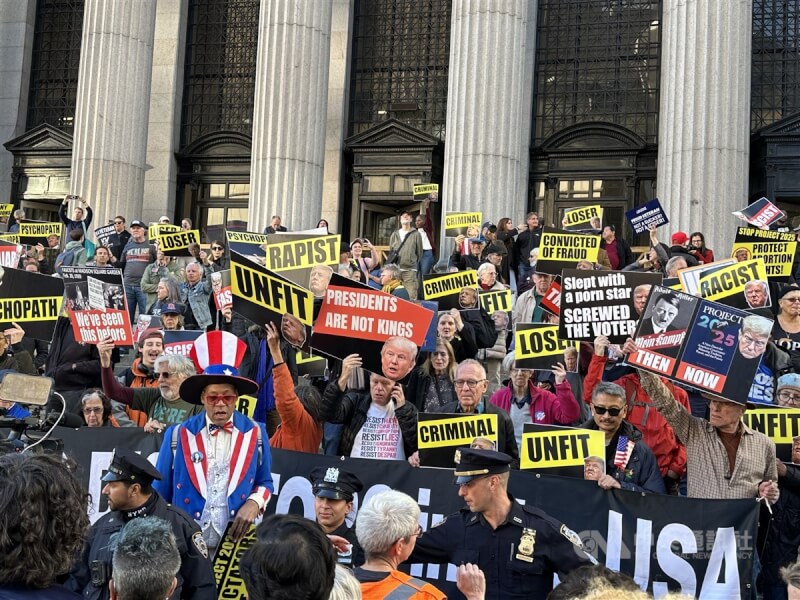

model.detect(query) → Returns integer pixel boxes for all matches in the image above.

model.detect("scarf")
[382,279,402,295]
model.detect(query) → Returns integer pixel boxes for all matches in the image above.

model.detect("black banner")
[0,268,64,341]
[57,429,758,599]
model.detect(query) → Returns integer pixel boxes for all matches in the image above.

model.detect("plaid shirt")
[640,372,777,499]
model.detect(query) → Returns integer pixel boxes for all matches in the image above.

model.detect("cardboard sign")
[211,269,232,311]
[231,251,313,351]
[0,268,63,341]
[563,205,603,232]
[417,412,498,468]
[157,229,199,256]
[226,230,269,261]
[680,259,771,310]
[213,522,256,598]
[148,223,180,240]
[444,212,482,237]
[676,259,738,296]
[0,204,13,219]
[422,270,478,311]
[18,221,62,246]
[536,227,601,276]
[0,241,20,269]
[479,289,512,315]
[520,424,606,477]
[743,407,800,462]
[311,274,435,381]
[413,183,439,200]
[540,277,562,316]
[514,323,579,371]
[62,266,133,346]
[626,199,669,235]
[263,233,341,290]
[94,224,116,249]
[559,270,662,344]
[296,351,326,378]
[732,197,785,228]
[627,285,773,404]
[163,330,202,356]
[732,227,797,279]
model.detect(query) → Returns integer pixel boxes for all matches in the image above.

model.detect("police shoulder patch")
[560,524,583,548]
[192,531,209,559]
[431,516,447,528]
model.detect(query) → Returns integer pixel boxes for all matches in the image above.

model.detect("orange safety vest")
[360,570,446,600]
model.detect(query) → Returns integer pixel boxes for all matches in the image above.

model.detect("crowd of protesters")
[4,195,800,600]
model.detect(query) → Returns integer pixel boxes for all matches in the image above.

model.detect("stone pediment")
[540,122,647,153]
[756,112,800,138]
[345,118,440,151]
[4,123,73,154]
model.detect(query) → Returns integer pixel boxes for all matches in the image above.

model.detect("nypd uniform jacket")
[66,492,216,600]
[408,494,593,600]
[154,411,273,523]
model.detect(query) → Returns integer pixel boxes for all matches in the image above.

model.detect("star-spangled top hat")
[179,330,258,403]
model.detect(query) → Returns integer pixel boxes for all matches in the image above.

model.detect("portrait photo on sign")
[262,232,341,291]
[61,266,134,346]
[310,273,434,383]
[211,269,232,311]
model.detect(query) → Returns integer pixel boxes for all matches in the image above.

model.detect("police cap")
[453,448,512,485]
[101,449,163,484]
[310,466,363,502]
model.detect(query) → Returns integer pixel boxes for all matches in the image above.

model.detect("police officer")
[311,465,364,567]
[408,448,595,600]
[67,449,216,600]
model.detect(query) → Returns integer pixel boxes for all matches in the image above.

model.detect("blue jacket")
[154,411,273,523]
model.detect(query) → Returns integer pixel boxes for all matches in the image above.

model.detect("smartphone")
[66,194,80,202]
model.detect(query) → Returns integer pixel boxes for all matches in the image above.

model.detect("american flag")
[613,435,635,469]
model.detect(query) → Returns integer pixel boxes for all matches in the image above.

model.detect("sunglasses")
[205,394,237,405]
[212,246,224,251]
[593,405,623,416]
[156,371,174,379]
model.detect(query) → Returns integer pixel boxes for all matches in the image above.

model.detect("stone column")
[70,0,157,227]
[249,0,332,232]
[142,0,188,225]
[441,0,529,228]
[657,0,752,254]
[0,1,36,205]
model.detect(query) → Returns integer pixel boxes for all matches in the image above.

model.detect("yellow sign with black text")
[521,427,605,469]
[226,230,269,246]
[731,243,796,278]
[696,259,768,303]
[539,230,600,264]
[422,270,478,301]
[0,234,19,244]
[0,296,61,323]
[157,229,199,254]
[515,324,577,359]
[444,212,483,237]
[479,289,512,314]
[418,414,498,449]
[743,407,800,444]
[0,204,12,219]
[262,234,341,272]
[232,260,314,325]
[413,183,439,198]
[563,205,603,231]
[19,222,62,238]
[148,223,180,239]
[212,522,256,599]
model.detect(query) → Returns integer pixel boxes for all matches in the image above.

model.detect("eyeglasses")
[778,391,800,405]
[411,525,423,538]
[114,221,124,225]
[783,297,800,304]
[211,246,224,251]
[157,371,175,379]
[205,394,238,405]
[740,333,767,350]
[593,405,623,416]
[454,379,486,389]
[83,407,103,414]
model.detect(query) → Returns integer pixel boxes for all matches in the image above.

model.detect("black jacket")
[761,463,800,585]
[600,237,635,269]
[406,368,458,413]
[321,382,418,457]
[439,398,519,467]
[44,316,101,392]
[667,245,699,267]
[513,227,542,268]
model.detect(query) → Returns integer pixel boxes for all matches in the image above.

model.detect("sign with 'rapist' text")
[311,274,435,382]
[559,270,662,344]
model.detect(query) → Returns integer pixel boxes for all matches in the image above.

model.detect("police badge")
[324,467,340,483]
[515,528,536,562]
[192,531,209,559]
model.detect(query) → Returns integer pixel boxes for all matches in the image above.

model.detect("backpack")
[54,247,77,274]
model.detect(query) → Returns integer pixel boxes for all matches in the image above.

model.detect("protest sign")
[132,315,159,344]
[148,223,179,240]
[311,274,434,381]
[444,212,482,237]
[230,251,313,351]
[0,204,12,219]
[156,229,199,256]
[296,351,326,378]
[417,412,498,467]
[62,266,133,346]
[18,221,62,246]
[628,285,773,404]
[732,226,797,278]
[163,330,202,356]
[562,205,603,232]
[679,259,771,310]
[540,277,562,316]
[226,230,268,262]
[58,430,759,599]
[0,240,20,269]
[263,233,341,290]
[535,227,600,276]
[413,183,439,200]
[559,270,661,344]
[0,268,63,340]
[514,323,578,371]
[732,197,785,228]
[479,289,511,315]
[422,270,478,311]
[0,234,19,245]
[420,300,439,352]
[743,406,800,462]
[94,223,116,250]
[211,269,232,310]
[625,198,669,234]
[520,424,605,477]
[213,522,256,598]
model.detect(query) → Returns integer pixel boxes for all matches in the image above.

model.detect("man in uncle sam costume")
[154,330,273,554]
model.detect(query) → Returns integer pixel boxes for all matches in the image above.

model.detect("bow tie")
[209,422,233,436]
